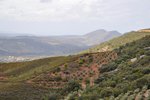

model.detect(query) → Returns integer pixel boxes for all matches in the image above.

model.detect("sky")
[0,0,150,36]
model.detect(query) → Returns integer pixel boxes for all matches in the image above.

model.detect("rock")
[131,58,137,62]
[140,55,145,59]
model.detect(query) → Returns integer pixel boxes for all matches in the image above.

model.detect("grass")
[0,55,77,82]
[0,55,78,100]
[0,82,49,100]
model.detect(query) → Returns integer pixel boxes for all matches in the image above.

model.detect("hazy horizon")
[0,29,121,37]
[0,0,150,36]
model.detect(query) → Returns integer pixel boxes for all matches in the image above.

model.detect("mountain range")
[0,29,121,57]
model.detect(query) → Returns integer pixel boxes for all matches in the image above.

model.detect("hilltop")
[138,28,150,32]
[82,30,150,53]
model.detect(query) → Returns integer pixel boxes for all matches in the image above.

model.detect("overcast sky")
[0,0,150,36]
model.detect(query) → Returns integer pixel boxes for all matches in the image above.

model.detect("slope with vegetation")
[71,36,150,100]
[29,51,117,88]
[0,56,76,100]
[82,30,150,53]
[0,49,119,99]
[0,50,118,99]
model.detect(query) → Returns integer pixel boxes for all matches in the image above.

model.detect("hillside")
[72,36,150,100]
[0,29,121,58]
[0,55,77,100]
[82,30,150,53]
[0,34,149,100]
[0,50,118,99]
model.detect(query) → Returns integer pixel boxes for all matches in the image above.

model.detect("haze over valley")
[0,29,121,62]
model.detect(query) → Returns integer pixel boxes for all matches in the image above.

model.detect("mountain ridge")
[0,29,121,58]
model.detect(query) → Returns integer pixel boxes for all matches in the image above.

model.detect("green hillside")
[70,36,150,100]
[0,56,76,81]
[82,31,150,53]
[0,51,117,100]
[0,56,77,100]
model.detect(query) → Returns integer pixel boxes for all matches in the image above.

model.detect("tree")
[64,80,81,94]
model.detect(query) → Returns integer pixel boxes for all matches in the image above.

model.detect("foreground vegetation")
[0,56,77,100]
[71,36,150,100]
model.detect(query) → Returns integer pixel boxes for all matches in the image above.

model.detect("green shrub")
[63,80,81,94]
[79,59,85,65]
[141,68,150,74]
[133,76,150,89]
[100,62,117,73]
[43,93,60,100]
[100,88,113,97]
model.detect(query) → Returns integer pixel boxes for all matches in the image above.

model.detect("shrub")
[85,79,90,84]
[79,59,85,65]
[133,76,150,89]
[55,67,61,72]
[43,93,60,100]
[88,56,93,63]
[100,62,118,73]
[63,80,81,94]
[100,88,113,97]
[141,68,150,74]
[54,76,62,81]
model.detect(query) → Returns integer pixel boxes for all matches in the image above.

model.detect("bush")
[79,59,85,65]
[100,62,117,73]
[43,93,60,100]
[100,88,113,97]
[141,68,150,74]
[63,80,81,94]
[133,75,150,89]
[54,76,62,81]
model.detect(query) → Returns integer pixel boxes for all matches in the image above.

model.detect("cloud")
[0,0,150,35]
[0,0,149,23]
[0,0,105,21]
[40,0,53,3]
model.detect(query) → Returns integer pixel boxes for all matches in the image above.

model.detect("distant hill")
[83,29,121,46]
[0,29,121,58]
[138,28,150,32]
[82,30,150,53]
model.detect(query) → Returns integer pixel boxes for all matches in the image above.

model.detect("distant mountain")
[83,29,121,46]
[82,29,150,53]
[0,29,121,57]
[0,32,35,37]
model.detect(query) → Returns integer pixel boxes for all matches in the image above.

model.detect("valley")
[0,29,121,62]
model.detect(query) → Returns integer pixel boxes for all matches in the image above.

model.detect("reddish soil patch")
[28,51,118,89]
